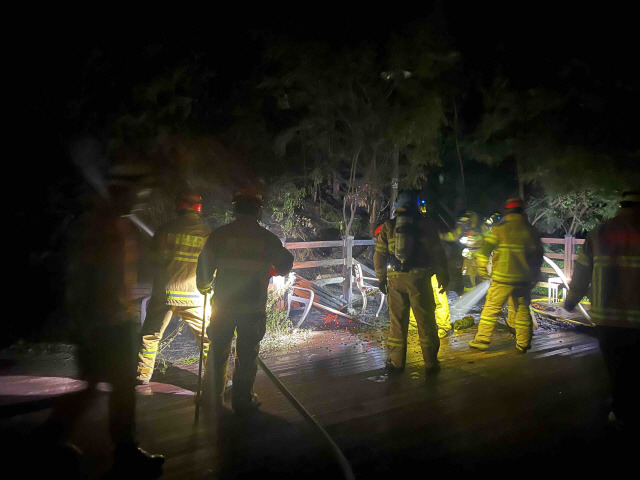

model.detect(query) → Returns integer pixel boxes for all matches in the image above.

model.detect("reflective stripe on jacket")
[566,206,640,328]
[476,213,542,285]
[373,215,449,286]
[149,212,212,306]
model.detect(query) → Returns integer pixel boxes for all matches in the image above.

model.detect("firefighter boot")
[233,392,261,416]
[469,339,490,351]
[425,360,441,376]
[385,358,405,374]
[438,328,451,339]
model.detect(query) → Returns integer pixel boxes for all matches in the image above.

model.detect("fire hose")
[129,214,355,480]
[257,357,355,480]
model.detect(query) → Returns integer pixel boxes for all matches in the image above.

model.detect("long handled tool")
[194,291,208,423]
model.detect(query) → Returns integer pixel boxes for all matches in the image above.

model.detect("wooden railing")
[537,235,585,289]
[283,234,585,297]
[283,237,375,304]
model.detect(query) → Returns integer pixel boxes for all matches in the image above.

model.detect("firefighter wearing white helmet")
[197,185,294,414]
[469,197,543,353]
[136,189,212,384]
[374,190,450,375]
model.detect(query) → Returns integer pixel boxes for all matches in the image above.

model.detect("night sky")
[20,3,638,153]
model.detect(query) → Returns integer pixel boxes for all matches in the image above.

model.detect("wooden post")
[564,235,574,280]
[275,238,287,310]
[342,235,354,305]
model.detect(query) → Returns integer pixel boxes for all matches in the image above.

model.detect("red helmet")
[175,189,203,212]
[504,197,524,211]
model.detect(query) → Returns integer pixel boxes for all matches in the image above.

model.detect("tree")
[526,188,618,236]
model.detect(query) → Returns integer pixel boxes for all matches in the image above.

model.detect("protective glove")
[478,267,490,280]
[378,278,388,295]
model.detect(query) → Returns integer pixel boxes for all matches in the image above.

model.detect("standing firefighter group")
[374,192,543,375]
[138,186,293,415]
[64,180,639,477]
[375,189,640,431]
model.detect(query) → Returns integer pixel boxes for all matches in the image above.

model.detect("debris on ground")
[453,315,475,331]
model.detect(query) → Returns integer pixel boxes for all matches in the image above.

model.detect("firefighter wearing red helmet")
[196,185,293,414]
[136,189,212,384]
[469,197,543,353]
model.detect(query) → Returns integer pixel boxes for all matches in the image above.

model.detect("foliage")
[264,179,312,240]
[257,30,458,236]
[526,188,617,236]
[262,273,311,353]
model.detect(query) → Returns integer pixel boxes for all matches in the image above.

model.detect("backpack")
[394,212,419,270]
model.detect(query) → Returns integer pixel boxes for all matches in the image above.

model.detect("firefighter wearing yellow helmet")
[440,210,486,290]
[469,198,543,353]
[196,185,294,414]
[374,190,450,375]
[564,190,640,430]
[136,189,212,385]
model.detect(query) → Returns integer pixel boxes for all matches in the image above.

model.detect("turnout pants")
[137,295,210,383]
[204,312,266,408]
[597,326,640,428]
[432,274,451,333]
[59,323,138,448]
[475,282,533,350]
[387,272,439,368]
[411,274,451,333]
[463,258,480,287]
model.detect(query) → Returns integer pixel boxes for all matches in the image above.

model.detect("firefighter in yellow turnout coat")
[565,191,640,430]
[470,198,543,353]
[136,190,212,384]
[375,191,450,374]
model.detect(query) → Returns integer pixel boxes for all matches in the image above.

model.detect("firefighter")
[440,211,485,290]
[564,191,640,431]
[484,211,503,232]
[136,190,212,385]
[482,210,518,335]
[196,186,294,414]
[374,190,450,375]
[418,196,452,338]
[469,197,543,353]
[65,166,164,476]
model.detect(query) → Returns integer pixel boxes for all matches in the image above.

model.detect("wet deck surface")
[1,318,632,479]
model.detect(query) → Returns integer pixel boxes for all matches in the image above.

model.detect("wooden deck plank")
[2,320,632,479]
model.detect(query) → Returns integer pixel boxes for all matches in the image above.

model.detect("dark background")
[12,3,637,345]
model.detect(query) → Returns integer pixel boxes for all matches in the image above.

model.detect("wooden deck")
[1,321,633,479]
